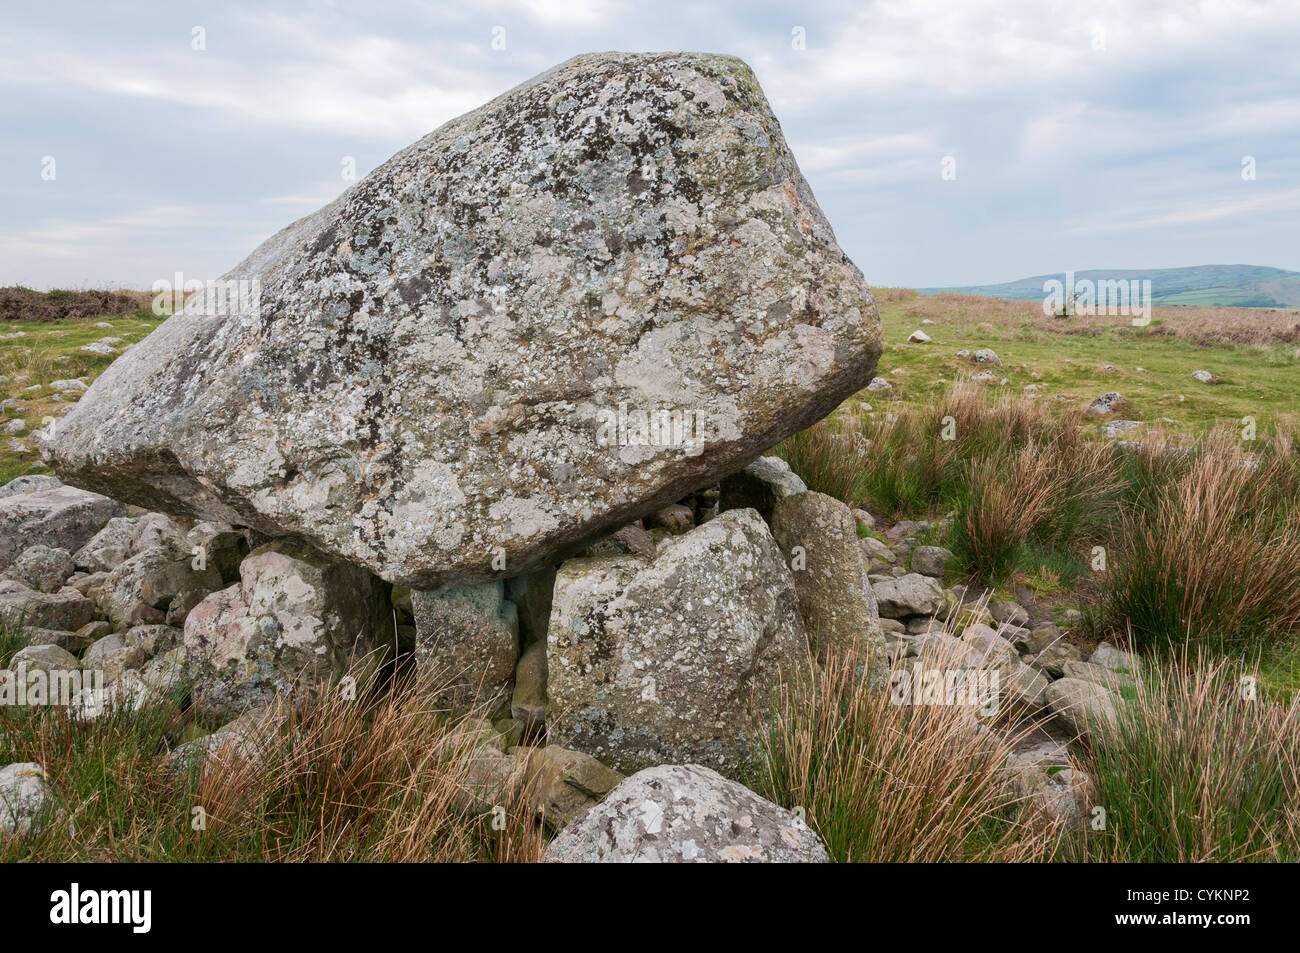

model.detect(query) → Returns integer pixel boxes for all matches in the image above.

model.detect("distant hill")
[918,265,1300,308]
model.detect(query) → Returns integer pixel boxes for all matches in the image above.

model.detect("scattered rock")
[872,573,944,619]
[8,643,80,676]
[0,580,98,631]
[1026,642,1085,677]
[717,455,807,523]
[1191,370,1214,383]
[1086,392,1124,415]
[910,545,953,578]
[1102,420,1142,438]
[908,329,931,343]
[988,599,1029,627]
[0,762,54,836]
[972,348,1001,365]
[5,545,75,593]
[1044,678,1120,737]
[1089,641,1138,673]
[544,764,829,863]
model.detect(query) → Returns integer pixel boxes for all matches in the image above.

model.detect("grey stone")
[1089,641,1138,673]
[1044,678,1120,737]
[181,539,390,722]
[0,580,98,632]
[872,573,944,619]
[412,581,520,714]
[5,545,75,592]
[0,475,62,499]
[910,544,953,578]
[547,508,808,777]
[0,762,54,836]
[988,600,1029,627]
[718,455,808,523]
[1026,642,1085,677]
[544,764,829,863]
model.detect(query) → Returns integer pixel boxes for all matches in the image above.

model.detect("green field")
[862,289,1299,439]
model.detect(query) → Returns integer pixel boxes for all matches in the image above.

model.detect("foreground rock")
[547,508,809,777]
[45,52,881,590]
[770,491,884,662]
[544,764,829,862]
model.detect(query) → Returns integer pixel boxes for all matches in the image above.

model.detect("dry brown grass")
[1104,428,1300,653]
[752,643,1067,862]
[1078,652,1300,862]
[2,673,547,862]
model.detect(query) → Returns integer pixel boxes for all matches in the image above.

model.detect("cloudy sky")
[2,0,1297,290]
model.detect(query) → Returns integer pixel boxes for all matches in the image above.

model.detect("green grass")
[1073,655,1300,862]
[869,289,1299,438]
[0,305,165,483]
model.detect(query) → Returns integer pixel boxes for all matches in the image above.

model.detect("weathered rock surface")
[770,490,883,661]
[544,764,829,862]
[717,455,807,523]
[1044,677,1120,737]
[873,572,944,619]
[412,581,519,713]
[0,580,98,632]
[4,545,76,593]
[547,508,808,776]
[0,486,123,572]
[182,539,390,722]
[513,744,625,832]
[44,52,881,589]
[0,762,54,836]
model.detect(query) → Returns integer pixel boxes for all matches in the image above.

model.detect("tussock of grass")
[1075,653,1300,862]
[752,646,1064,862]
[1,672,545,862]
[1101,430,1300,653]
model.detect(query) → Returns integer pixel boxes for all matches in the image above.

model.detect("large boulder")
[0,486,123,573]
[182,539,391,722]
[44,52,881,590]
[769,490,884,663]
[547,508,808,777]
[544,764,829,863]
